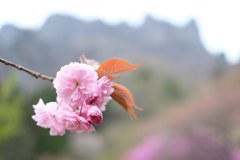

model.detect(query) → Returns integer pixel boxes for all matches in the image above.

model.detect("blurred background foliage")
[0,76,23,145]
[0,77,68,160]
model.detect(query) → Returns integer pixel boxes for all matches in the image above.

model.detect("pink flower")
[87,106,103,125]
[98,76,114,96]
[33,62,114,136]
[53,62,98,107]
[86,76,114,111]
[62,113,95,133]
[33,99,96,135]
[32,99,65,136]
[58,101,95,133]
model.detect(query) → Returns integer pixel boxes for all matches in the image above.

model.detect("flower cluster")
[32,62,114,136]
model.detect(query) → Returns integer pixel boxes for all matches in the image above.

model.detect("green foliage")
[162,77,185,101]
[0,76,68,159]
[35,128,68,154]
[27,86,68,154]
[0,76,24,146]
[0,76,35,159]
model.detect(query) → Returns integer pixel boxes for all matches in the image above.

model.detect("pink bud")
[87,106,103,125]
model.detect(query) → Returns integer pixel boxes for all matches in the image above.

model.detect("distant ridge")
[0,14,229,89]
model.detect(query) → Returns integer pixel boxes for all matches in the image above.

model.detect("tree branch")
[0,58,54,82]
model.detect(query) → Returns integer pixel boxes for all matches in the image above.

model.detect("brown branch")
[0,58,54,82]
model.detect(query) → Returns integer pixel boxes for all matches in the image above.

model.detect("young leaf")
[96,69,118,80]
[98,59,140,74]
[111,83,142,119]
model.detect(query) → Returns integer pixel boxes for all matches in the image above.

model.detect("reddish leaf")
[96,69,118,80]
[111,83,142,119]
[98,58,140,74]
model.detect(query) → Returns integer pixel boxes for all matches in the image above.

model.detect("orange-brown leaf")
[96,69,118,80]
[111,83,142,119]
[98,58,140,74]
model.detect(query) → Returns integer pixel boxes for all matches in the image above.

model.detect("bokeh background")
[1,1,240,160]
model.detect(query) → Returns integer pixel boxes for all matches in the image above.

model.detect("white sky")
[0,0,239,64]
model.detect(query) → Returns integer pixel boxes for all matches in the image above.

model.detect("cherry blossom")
[33,62,114,136]
[87,105,103,125]
[32,99,65,136]
[53,62,98,107]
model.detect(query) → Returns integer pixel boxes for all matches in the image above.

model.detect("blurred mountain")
[0,14,229,89]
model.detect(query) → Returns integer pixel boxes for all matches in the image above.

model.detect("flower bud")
[87,106,103,125]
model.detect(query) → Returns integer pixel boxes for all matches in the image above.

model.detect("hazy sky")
[0,0,239,63]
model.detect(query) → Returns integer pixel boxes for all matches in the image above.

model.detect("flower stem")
[0,58,54,82]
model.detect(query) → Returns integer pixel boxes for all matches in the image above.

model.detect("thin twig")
[0,58,54,82]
